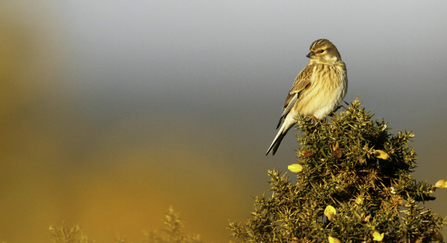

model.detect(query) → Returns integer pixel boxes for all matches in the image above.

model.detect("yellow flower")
[355,196,363,205]
[324,205,336,221]
[432,230,443,242]
[328,236,341,243]
[288,164,303,173]
[300,150,314,157]
[373,231,384,241]
[435,179,447,189]
[331,142,342,159]
[373,150,389,160]
[363,214,371,223]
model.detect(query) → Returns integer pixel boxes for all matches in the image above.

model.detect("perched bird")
[266,39,347,155]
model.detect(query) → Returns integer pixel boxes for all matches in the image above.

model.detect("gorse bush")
[229,99,447,243]
[49,223,92,243]
[49,207,203,243]
[142,206,202,243]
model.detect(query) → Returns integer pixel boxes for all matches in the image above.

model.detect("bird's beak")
[306,51,315,58]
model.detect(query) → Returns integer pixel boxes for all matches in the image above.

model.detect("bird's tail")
[266,117,296,155]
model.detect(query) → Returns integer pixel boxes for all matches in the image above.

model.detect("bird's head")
[306,39,341,64]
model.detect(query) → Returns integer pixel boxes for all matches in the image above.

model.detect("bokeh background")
[1,1,446,242]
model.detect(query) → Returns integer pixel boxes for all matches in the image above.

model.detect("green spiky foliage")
[142,206,203,243]
[229,99,446,243]
[49,223,93,243]
[49,207,203,243]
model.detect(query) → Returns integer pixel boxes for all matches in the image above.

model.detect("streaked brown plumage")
[266,39,347,155]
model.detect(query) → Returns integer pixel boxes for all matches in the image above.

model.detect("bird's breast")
[292,63,347,119]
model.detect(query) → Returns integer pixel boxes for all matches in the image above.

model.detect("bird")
[266,39,347,155]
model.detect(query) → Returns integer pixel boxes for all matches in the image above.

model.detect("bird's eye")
[318,50,325,53]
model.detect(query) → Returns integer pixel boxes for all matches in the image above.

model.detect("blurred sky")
[1,1,447,242]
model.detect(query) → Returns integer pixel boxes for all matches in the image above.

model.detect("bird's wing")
[276,65,313,128]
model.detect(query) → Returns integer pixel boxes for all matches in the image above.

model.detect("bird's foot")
[307,115,318,123]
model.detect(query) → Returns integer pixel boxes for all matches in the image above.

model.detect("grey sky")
[61,0,447,165]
